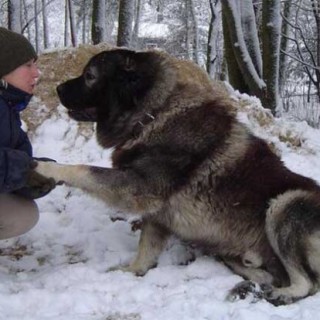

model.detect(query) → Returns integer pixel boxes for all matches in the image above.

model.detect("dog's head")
[56,48,218,148]
[57,49,163,146]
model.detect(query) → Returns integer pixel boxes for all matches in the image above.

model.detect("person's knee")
[0,194,39,239]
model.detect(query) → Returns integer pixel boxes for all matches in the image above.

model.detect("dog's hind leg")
[111,219,171,276]
[225,257,274,302]
[224,257,274,285]
[265,190,320,305]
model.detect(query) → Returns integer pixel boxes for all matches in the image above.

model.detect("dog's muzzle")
[68,108,97,122]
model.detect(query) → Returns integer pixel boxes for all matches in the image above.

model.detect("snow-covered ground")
[1,92,320,320]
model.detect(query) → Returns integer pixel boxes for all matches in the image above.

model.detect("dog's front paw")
[34,161,65,184]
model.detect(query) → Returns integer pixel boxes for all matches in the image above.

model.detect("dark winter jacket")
[0,83,33,193]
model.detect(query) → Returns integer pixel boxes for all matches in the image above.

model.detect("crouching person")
[0,27,55,239]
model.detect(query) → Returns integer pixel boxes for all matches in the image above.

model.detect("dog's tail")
[265,189,320,305]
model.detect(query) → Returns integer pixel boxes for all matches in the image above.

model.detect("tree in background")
[186,0,200,64]
[162,0,210,65]
[222,0,281,113]
[156,0,164,23]
[279,0,292,94]
[77,0,89,44]
[1,0,319,124]
[312,0,320,100]
[261,0,282,112]
[207,0,221,79]
[281,0,320,102]
[117,0,135,47]
[63,0,77,47]
[42,0,49,49]
[68,0,77,47]
[22,0,31,39]
[8,0,21,32]
[92,0,106,45]
[132,0,142,49]
[34,0,39,51]
[105,0,119,43]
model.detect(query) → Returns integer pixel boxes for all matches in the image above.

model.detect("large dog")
[35,48,320,305]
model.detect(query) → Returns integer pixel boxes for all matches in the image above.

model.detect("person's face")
[3,59,40,94]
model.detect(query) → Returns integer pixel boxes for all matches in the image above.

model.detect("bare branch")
[281,10,317,67]
[281,49,318,86]
[281,50,319,71]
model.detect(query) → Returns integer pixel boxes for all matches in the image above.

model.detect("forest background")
[1,0,320,125]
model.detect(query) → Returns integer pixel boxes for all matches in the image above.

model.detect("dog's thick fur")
[36,49,320,305]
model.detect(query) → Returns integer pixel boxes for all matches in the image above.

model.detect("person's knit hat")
[0,27,37,78]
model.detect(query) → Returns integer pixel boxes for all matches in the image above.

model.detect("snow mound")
[2,80,320,319]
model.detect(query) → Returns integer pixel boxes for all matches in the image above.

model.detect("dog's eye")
[84,70,98,87]
[85,72,96,81]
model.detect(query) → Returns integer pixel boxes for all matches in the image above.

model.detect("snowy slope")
[1,93,320,320]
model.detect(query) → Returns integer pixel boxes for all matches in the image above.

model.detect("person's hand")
[14,158,58,199]
[15,170,56,199]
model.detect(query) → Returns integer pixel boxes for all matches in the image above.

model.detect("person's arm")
[0,147,32,193]
[16,127,33,156]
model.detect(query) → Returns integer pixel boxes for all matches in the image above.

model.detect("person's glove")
[14,157,57,199]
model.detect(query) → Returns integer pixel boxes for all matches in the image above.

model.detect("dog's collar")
[132,112,156,137]
[137,112,155,127]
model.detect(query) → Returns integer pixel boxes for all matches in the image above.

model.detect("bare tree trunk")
[34,0,40,52]
[42,0,49,49]
[64,0,69,46]
[156,0,164,23]
[261,0,281,113]
[222,4,249,92]
[221,0,266,98]
[185,0,192,60]
[240,0,262,77]
[117,0,135,47]
[222,0,282,113]
[188,0,199,64]
[68,0,77,47]
[105,0,119,42]
[132,0,142,49]
[311,0,320,101]
[22,0,31,39]
[279,0,292,94]
[8,0,22,32]
[207,0,220,78]
[92,0,106,45]
[79,0,87,43]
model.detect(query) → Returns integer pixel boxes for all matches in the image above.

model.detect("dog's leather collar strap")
[132,112,155,138]
[137,112,155,127]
